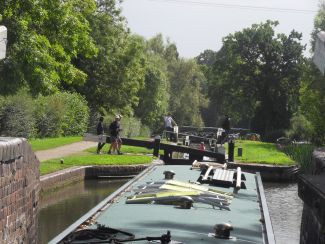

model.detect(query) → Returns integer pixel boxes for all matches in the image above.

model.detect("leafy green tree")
[134,53,169,131]
[0,0,97,95]
[195,50,217,126]
[168,59,207,127]
[209,21,304,138]
[299,2,325,145]
[74,1,146,115]
[300,61,325,145]
[145,34,205,127]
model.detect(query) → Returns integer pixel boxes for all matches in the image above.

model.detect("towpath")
[35,141,97,162]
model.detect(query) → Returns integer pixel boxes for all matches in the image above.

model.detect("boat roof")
[51,164,274,244]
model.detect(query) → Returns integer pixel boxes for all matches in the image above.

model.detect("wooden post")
[164,150,172,164]
[228,140,235,162]
[237,147,243,157]
[153,136,161,157]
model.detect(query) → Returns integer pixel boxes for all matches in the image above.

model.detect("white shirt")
[164,116,173,128]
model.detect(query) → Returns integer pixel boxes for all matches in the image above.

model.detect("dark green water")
[37,179,127,244]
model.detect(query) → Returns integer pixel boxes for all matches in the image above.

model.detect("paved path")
[35,141,97,162]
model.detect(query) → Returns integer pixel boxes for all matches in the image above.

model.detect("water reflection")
[264,183,303,244]
[38,179,127,244]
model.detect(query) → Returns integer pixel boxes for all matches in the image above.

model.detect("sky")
[121,0,320,58]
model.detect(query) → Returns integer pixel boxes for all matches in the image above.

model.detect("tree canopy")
[204,21,304,139]
[2,0,325,145]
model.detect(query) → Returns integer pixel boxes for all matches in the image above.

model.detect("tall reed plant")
[283,144,315,173]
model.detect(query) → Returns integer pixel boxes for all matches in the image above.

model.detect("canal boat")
[50,162,275,244]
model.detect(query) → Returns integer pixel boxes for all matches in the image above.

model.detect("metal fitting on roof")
[163,170,175,179]
[214,223,233,239]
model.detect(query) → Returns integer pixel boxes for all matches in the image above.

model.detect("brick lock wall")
[0,138,40,244]
[299,148,325,244]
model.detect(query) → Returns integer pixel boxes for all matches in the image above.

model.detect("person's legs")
[108,137,117,154]
[99,143,105,151]
[117,137,122,154]
[97,142,102,154]
[166,127,173,141]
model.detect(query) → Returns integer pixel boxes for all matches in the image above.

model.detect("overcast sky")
[121,0,320,58]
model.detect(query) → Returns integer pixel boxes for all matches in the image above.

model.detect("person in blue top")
[96,116,105,154]
[164,113,177,141]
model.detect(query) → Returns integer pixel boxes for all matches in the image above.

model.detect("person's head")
[99,116,104,122]
[115,114,122,121]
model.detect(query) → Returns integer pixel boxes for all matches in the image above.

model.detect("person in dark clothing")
[96,116,105,154]
[108,115,123,155]
[221,115,231,144]
[222,115,231,134]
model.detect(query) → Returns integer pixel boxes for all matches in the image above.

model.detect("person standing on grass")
[108,114,123,155]
[164,113,177,141]
[96,116,105,154]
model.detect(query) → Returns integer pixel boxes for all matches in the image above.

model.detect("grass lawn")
[228,140,295,165]
[86,144,154,155]
[30,136,82,151]
[40,153,153,175]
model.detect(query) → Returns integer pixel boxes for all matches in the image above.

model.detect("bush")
[0,92,36,138]
[34,95,65,137]
[59,93,89,136]
[139,125,151,137]
[120,117,141,138]
[88,114,151,138]
[286,114,312,141]
[35,92,89,137]
[262,129,286,143]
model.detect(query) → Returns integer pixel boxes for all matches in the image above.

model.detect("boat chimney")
[214,223,233,239]
[178,196,194,209]
[163,170,175,179]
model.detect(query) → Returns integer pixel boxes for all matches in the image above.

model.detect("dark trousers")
[97,142,105,152]
[166,127,174,141]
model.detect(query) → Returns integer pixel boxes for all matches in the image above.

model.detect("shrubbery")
[0,92,89,138]
[283,144,315,172]
[0,92,36,138]
[88,114,152,138]
[262,129,286,143]
[286,114,312,141]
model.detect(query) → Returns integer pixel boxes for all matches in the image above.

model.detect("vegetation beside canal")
[30,136,82,151]
[229,140,295,165]
[283,144,315,172]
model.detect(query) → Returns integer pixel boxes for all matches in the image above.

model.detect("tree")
[208,21,304,138]
[74,1,146,115]
[299,2,325,145]
[195,50,217,126]
[134,53,169,131]
[0,0,97,95]
[168,59,207,127]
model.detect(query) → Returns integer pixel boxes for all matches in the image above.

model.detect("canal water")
[264,183,303,244]
[38,180,303,244]
[38,179,127,244]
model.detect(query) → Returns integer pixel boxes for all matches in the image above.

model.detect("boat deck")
[51,165,274,244]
